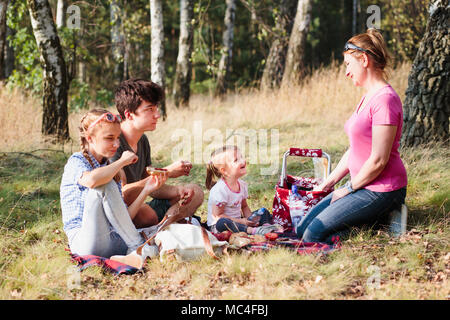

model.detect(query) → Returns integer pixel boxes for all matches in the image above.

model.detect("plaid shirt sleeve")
[60,153,93,241]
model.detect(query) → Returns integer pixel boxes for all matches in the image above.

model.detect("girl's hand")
[330,187,350,204]
[143,173,167,194]
[120,151,138,166]
[245,219,258,227]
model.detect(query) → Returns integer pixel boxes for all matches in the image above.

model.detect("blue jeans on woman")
[296,187,406,244]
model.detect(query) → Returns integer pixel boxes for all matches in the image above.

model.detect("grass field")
[0,62,448,300]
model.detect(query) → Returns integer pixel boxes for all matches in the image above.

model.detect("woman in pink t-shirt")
[296,29,407,243]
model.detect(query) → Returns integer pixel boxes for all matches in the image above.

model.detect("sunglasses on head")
[88,112,122,131]
[344,42,376,58]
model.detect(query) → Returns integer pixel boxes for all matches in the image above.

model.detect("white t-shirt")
[207,178,249,227]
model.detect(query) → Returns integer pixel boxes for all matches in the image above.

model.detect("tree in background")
[260,0,296,90]
[281,0,312,87]
[401,0,449,146]
[55,0,65,28]
[215,0,236,97]
[110,0,126,82]
[150,0,166,118]
[173,0,194,107]
[0,0,8,81]
[27,0,68,141]
[379,0,429,62]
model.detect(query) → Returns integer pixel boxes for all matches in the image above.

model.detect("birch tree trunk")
[173,0,194,108]
[111,0,125,82]
[27,0,69,141]
[56,0,65,28]
[215,0,236,97]
[281,0,312,87]
[0,0,8,81]
[150,0,166,118]
[401,0,449,147]
[260,0,296,90]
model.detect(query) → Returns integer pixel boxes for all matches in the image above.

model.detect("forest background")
[3,0,428,112]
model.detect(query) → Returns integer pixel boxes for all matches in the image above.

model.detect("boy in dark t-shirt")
[111,79,204,228]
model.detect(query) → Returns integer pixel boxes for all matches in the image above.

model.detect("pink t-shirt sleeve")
[371,94,402,126]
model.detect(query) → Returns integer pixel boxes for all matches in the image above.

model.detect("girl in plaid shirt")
[60,109,167,267]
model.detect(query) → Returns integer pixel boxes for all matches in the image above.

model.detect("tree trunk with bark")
[150,0,166,119]
[260,0,297,90]
[173,0,194,108]
[215,0,236,97]
[27,0,69,141]
[4,24,14,78]
[0,0,8,81]
[281,0,312,87]
[401,0,449,147]
[56,0,65,28]
[111,0,125,82]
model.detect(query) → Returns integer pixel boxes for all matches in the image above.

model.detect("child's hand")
[143,173,167,194]
[245,219,258,227]
[120,151,138,166]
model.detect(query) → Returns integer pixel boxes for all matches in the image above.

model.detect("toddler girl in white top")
[205,145,278,235]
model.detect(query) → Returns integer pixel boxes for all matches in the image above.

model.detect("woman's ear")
[362,53,370,68]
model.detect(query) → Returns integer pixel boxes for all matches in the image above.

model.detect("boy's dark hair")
[114,78,165,118]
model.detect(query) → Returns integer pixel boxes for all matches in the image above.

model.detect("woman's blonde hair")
[205,145,239,190]
[344,28,392,80]
[79,108,121,182]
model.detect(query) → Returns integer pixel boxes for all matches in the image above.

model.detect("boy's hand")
[120,151,138,166]
[177,185,194,205]
[165,160,192,178]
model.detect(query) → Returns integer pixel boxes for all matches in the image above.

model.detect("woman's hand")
[314,180,334,192]
[330,187,350,203]
[120,151,138,166]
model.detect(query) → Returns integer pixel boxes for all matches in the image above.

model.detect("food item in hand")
[146,166,168,177]
[265,232,278,241]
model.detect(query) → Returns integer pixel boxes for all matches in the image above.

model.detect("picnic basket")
[272,148,332,232]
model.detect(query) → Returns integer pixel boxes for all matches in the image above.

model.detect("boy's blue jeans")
[296,187,407,243]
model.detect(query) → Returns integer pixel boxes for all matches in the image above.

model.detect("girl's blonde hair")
[79,108,120,182]
[205,145,239,190]
[345,28,392,80]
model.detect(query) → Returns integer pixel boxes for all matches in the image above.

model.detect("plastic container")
[289,185,305,232]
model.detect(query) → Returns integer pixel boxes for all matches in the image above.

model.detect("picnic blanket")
[67,232,339,275]
[68,250,139,275]
[244,231,340,255]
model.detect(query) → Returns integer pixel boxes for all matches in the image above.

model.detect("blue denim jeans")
[296,187,406,243]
